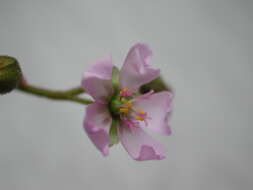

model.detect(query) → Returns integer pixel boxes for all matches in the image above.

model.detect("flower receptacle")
[109,95,122,118]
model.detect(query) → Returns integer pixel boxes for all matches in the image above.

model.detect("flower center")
[109,88,151,128]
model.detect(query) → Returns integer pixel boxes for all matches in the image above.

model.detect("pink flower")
[81,43,172,161]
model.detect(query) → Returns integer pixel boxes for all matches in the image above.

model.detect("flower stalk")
[16,76,170,106]
[17,81,93,105]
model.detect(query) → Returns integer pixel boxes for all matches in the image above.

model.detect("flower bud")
[140,76,173,94]
[0,56,22,94]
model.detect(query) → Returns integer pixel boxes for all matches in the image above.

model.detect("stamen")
[133,108,151,126]
[124,102,132,109]
[117,90,152,128]
[135,111,146,121]
[122,117,139,133]
[119,107,129,114]
[135,115,145,121]
[119,101,132,114]
[135,108,145,115]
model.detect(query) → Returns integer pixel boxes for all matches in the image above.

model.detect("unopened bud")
[140,76,173,94]
[0,56,22,94]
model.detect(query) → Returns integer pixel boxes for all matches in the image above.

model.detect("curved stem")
[17,83,93,105]
[64,86,85,96]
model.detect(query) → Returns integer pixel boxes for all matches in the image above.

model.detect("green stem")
[64,87,85,96]
[17,83,93,105]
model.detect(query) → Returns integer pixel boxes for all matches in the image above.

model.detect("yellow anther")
[136,108,145,115]
[135,116,144,121]
[124,102,132,109]
[118,101,132,115]
[120,88,128,94]
[121,88,129,92]
[119,107,129,114]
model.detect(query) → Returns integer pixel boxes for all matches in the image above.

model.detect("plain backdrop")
[0,0,252,190]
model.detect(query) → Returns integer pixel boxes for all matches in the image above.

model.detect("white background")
[0,0,252,189]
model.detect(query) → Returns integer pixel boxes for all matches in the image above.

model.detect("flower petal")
[119,125,166,161]
[134,91,173,135]
[81,56,113,101]
[83,103,112,156]
[119,43,160,91]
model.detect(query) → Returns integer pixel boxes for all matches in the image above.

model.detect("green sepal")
[109,119,119,146]
[111,66,119,94]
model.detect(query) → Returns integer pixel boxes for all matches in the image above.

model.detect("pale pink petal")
[134,91,173,135]
[81,56,113,101]
[119,43,160,91]
[119,125,166,161]
[83,103,112,156]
